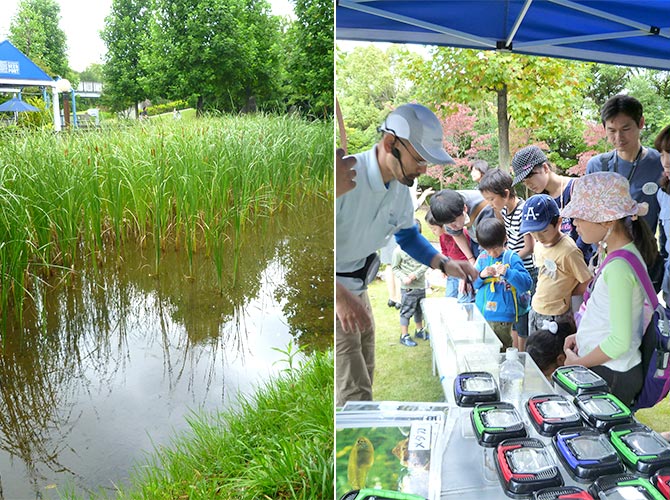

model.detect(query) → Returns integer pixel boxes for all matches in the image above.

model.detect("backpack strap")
[583,248,659,308]
[599,150,616,172]
[603,249,659,309]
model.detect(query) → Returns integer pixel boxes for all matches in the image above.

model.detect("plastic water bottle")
[500,347,525,408]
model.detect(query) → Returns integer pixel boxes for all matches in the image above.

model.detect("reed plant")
[0,114,332,317]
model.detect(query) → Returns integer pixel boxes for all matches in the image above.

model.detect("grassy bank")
[368,277,670,429]
[63,349,334,500]
[0,114,332,316]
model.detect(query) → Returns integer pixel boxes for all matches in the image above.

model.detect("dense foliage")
[100,0,333,117]
[8,0,73,81]
[8,0,333,118]
[337,44,670,184]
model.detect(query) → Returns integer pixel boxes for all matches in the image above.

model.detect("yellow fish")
[347,436,374,489]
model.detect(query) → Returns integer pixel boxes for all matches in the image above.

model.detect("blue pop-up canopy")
[336,0,670,70]
[0,39,54,86]
[0,39,62,130]
[0,97,39,113]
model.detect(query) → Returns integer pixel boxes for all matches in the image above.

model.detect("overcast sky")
[0,0,295,72]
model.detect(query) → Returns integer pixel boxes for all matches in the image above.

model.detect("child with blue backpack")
[473,218,533,349]
[561,172,660,406]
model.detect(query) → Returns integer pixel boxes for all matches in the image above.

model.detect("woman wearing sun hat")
[560,171,658,405]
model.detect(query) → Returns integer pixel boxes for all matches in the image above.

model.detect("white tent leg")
[52,87,61,132]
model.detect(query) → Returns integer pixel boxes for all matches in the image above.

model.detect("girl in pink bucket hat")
[560,171,658,406]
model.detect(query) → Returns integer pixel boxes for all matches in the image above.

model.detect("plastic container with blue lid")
[553,427,624,481]
[609,423,670,476]
[470,401,527,447]
[453,371,499,407]
[526,394,582,437]
[573,392,632,432]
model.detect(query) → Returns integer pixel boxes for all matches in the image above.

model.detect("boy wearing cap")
[520,194,592,335]
[511,145,593,264]
[336,103,478,406]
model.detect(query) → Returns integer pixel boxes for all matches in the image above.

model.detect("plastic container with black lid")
[552,426,624,482]
[652,467,670,499]
[609,422,670,476]
[533,485,593,500]
[526,394,582,437]
[470,401,527,447]
[495,437,563,498]
[453,371,499,407]
[573,392,632,432]
[588,473,665,500]
[552,366,608,396]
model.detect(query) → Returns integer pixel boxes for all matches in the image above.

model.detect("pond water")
[0,197,333,499]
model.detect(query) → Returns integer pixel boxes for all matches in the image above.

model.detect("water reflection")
[0,197,333,499]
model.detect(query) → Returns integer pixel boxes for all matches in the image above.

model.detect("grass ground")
[370,211,670,430]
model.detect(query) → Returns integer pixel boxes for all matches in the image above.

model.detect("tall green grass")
[0,114,332,317]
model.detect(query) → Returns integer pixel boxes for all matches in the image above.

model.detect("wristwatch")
[438,256,451,275]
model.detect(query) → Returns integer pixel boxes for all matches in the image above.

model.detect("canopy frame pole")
[549,0,670,39]
[506,0,533,47]
[338,0,496,48]
[517,29,650,48]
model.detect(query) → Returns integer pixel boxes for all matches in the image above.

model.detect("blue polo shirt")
[336,145,438,294]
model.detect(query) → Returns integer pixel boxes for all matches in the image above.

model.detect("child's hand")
[494,263,507,276]
[403,276,413,285]
[480,266,496,278]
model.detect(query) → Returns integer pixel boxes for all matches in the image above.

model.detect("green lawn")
[369,273,670,432]
[370,277,444,402]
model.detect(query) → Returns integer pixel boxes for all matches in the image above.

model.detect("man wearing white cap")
[336,103,478,406]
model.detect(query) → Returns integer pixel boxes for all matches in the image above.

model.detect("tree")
[139,0,281,115]
[79,63,104,83]
[585,64,630,113]
[408,48,591,168]
[423,102,493,189]
[283,0,334,118]
[101,0,150,114]
[9,0,71,80]
[336,45,422,152]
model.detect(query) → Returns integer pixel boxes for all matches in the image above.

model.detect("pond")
[0,196,333,499]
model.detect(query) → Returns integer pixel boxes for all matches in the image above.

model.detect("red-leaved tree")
[426,102,492,188]
[567,121,607,176]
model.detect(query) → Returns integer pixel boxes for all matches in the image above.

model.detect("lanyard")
[613,146,643,181]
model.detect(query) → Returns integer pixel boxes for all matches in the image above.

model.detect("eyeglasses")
[397,137,429,167]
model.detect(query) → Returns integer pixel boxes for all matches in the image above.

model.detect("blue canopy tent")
[0,40,62,131]
[0,96,39,113]
[336,0,670,70]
